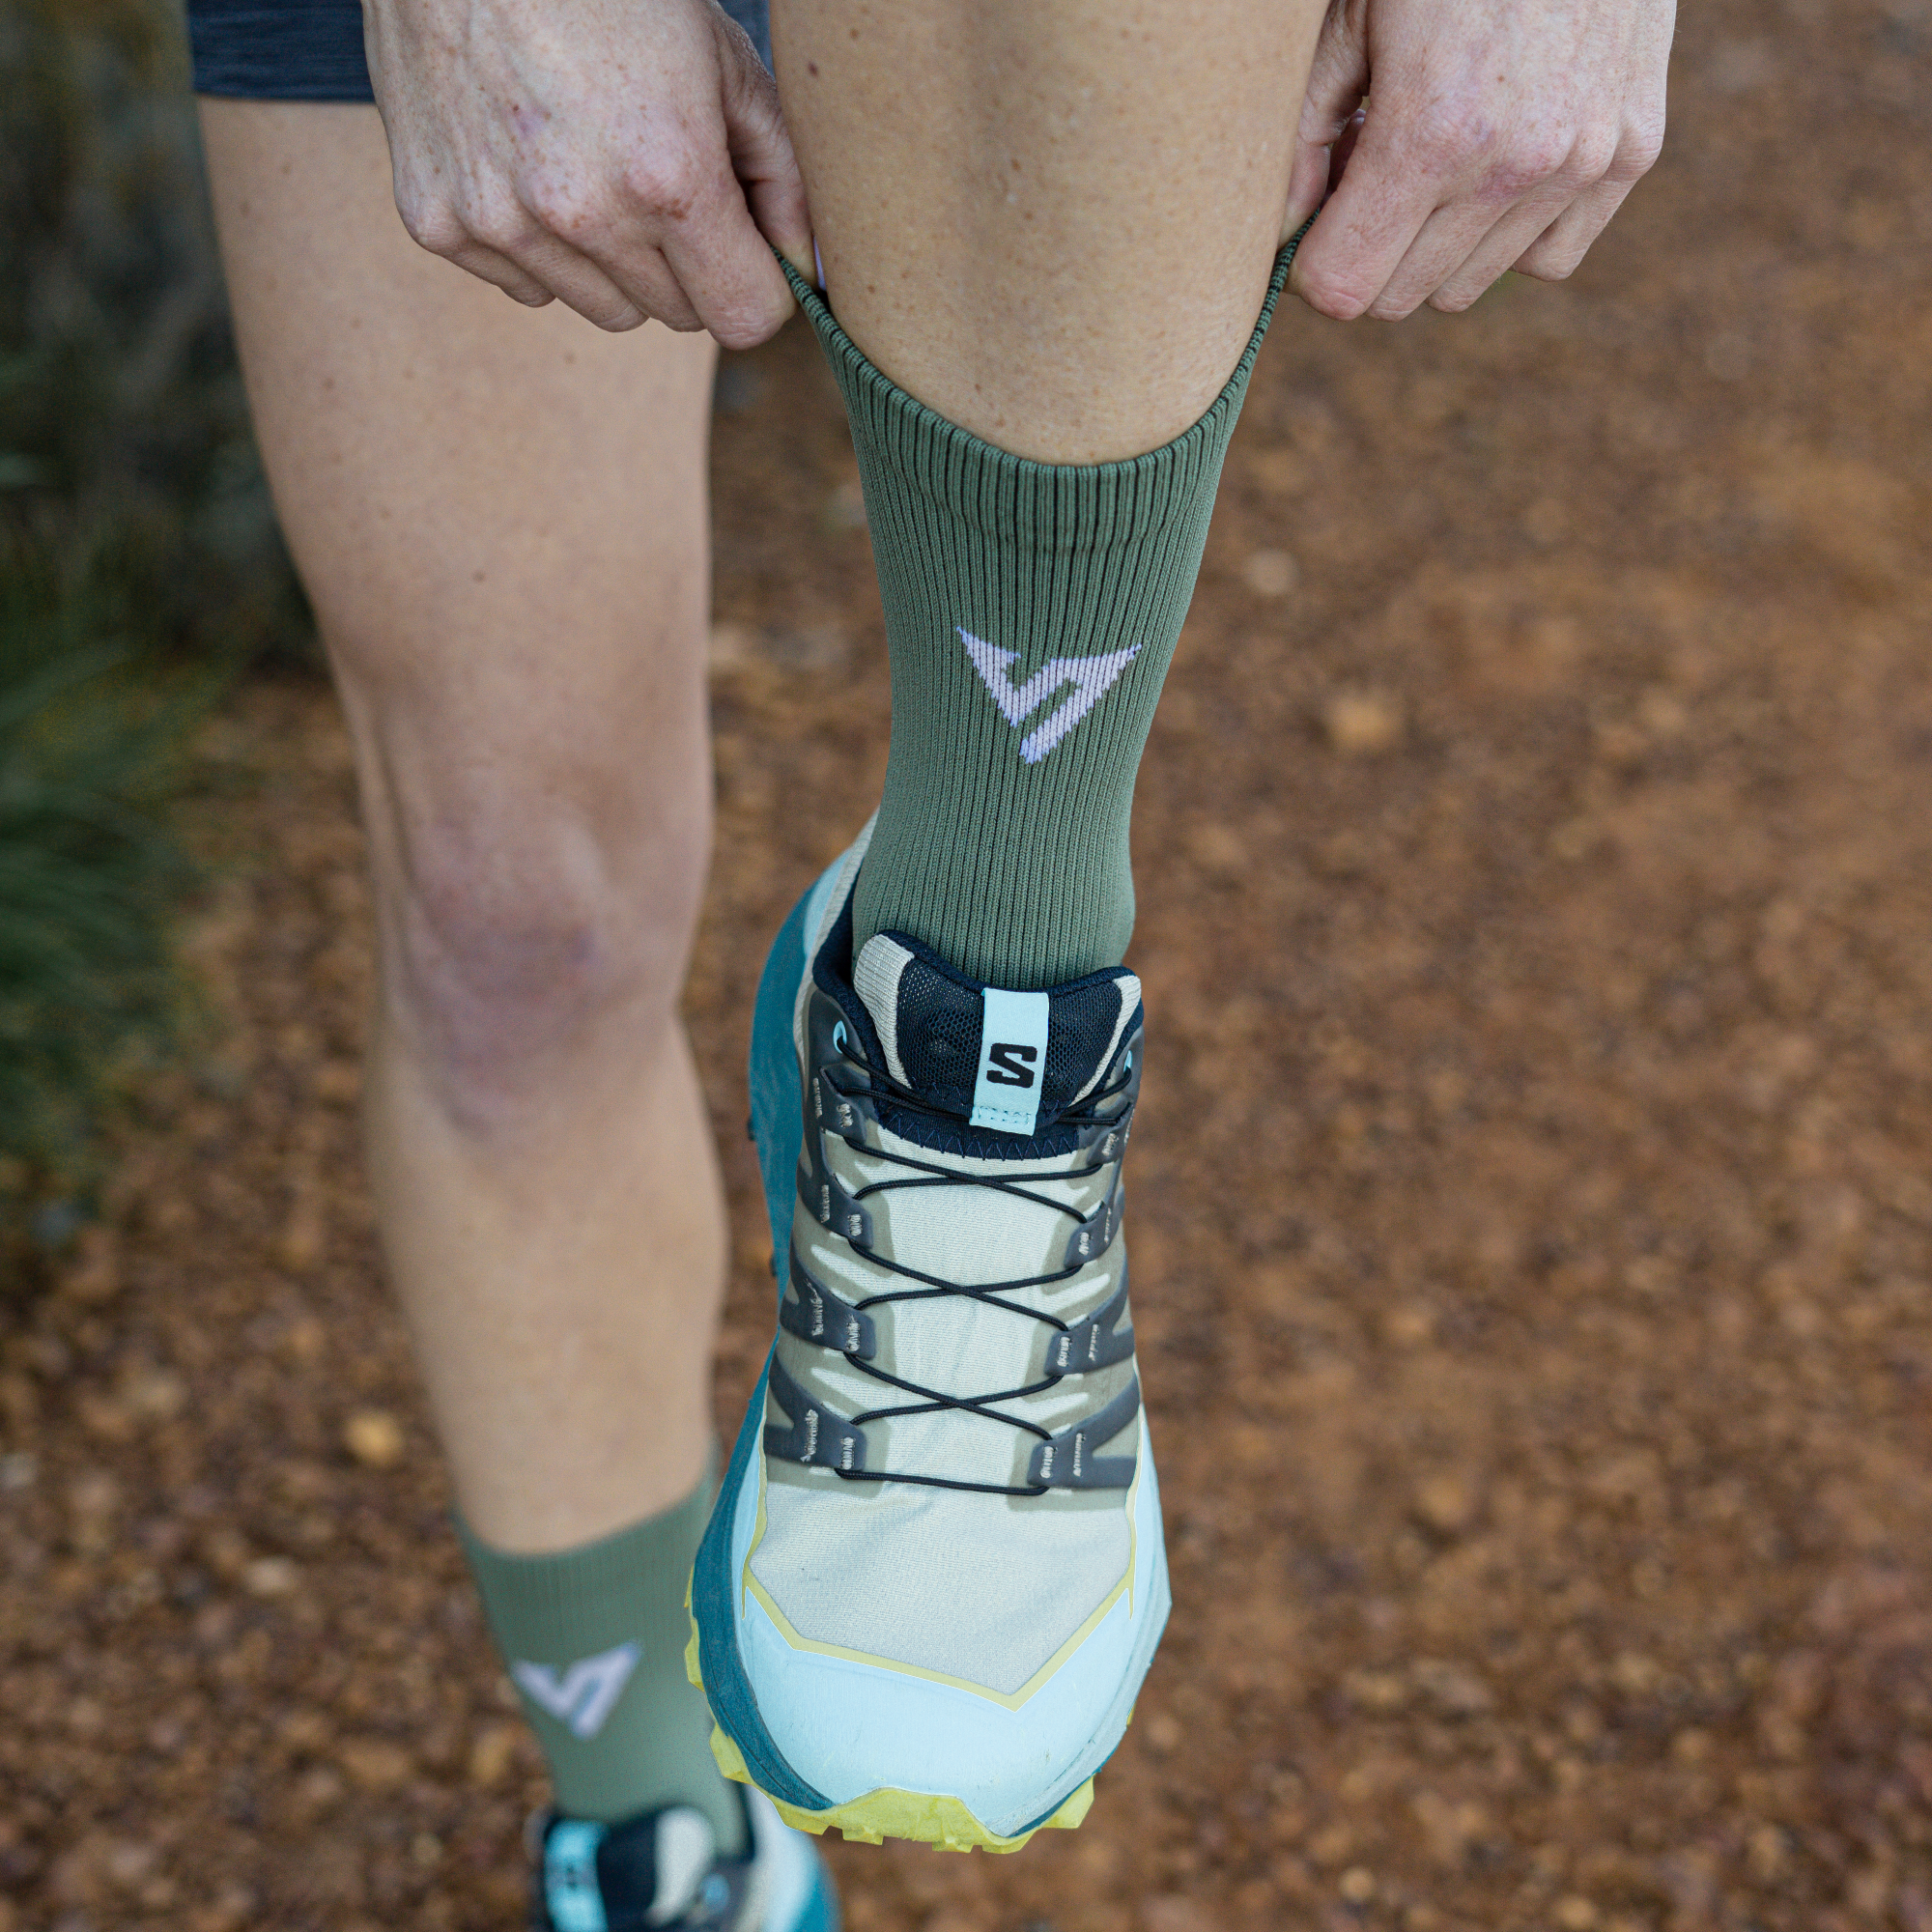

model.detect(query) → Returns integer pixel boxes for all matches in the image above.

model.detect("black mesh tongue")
[853,930,1139,1135]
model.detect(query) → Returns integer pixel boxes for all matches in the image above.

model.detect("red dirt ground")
[4,1,1932,1926]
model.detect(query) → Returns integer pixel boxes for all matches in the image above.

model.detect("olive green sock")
[784,238,1298,990]
[456,1469,744,1852]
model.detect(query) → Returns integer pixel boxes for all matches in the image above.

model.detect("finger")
[1517,102,1664,282]
[507,231,656,329]
[1426,187,1577,312]
[440,241,557,308]
[1289,126,1456,321]
[1514,168,1637,283]
[1362,196,1523,319]
[490,215,653,329]
[406,177,651,329]
[1346,113,1615,318]
[644,135,804,350]
[1285,0,1369,233]
[1282,142,1332,244]
[1329,103,1367,187]
[716,18,813,278]
[507,188,693,329]
[392,188,560,306]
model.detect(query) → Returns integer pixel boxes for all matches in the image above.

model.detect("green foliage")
[0,571,205,1177]
[0,0,288,1198]
[0,0,313,666]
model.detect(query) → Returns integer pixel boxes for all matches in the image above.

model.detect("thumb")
[1283,0,1369,233]
[720,37,814,282]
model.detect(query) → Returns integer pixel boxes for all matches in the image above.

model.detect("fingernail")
[813,239,825,291]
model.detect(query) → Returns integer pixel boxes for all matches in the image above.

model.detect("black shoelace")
[811,1039,1134,1496]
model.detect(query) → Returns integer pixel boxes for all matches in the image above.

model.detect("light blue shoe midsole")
[694,839,1169,1840]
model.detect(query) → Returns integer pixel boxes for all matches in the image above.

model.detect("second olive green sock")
[457,1471,744,1852]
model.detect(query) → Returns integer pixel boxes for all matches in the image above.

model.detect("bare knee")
[376,791,709,1133]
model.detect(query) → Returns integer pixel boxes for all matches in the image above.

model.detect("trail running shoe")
[688,825,1168,1852]
[527,1787,837,1931]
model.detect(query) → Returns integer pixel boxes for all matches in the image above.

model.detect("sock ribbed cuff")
[455,1474,711,1661]
[780,241,1297,546]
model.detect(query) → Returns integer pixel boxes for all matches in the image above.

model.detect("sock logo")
[959,629,1141,765]
[512,1641,640,1740]
[984,1041,1037,1088]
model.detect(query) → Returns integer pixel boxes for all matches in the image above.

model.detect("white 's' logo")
[512,1642,640,1739]
[960,629,1140,764]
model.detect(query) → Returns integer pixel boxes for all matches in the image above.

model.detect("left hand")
[1283,0,1674,319]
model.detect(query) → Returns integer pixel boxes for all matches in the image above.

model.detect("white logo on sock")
[959,628,1141,764]
[511,1641,640,1740]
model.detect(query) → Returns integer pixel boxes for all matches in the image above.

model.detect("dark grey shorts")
[187,0,771,101]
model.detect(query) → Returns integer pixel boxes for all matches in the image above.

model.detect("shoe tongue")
[648,1809,717,1920]
[852,931,1140,1139]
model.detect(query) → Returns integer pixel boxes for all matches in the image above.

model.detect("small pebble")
[104,1840,156,1889]
[1309,1824,1355,1867]
[1339,1866,1377,1905]
[283,1317,327,1365]
[278,1709,332,1752]
[126,1369,187,1422]
[1412,1659,1495,1716]
[1322,688,1404,755]
[312,1060,361,1106]
[1143,1711,1182,1754]
[277,1198,326,1273]
[1671,1725,1714,1764]
[1412,1470,1481,1537]
[242,1556,298,1599]
[468,1720,521,1789]
[1747,1824,1789,1881]
[294,1767,346,1818]
[337,1739,412,1791]
[1381,1305,1436,1349]
[1241,548,1299,598]
[68,1470,121,1522]
[1344,1669,1408,1714]
[1611,1652,1662,1695]
[343,1409,405,1468]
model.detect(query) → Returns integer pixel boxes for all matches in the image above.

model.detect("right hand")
[363,0,810,344]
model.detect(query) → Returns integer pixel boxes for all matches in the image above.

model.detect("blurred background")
[2,0,1930,1928]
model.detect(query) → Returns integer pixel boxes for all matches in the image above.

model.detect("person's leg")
[199,98,737,1843]
[691,0,1328,1852]
[772,0,1325,989]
